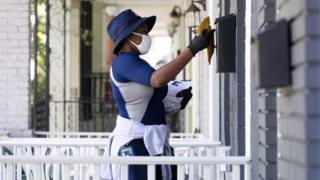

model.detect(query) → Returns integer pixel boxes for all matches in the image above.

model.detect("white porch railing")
[0,131,8,139]
[33,131,205,139]
[0,133,250,180]
[0,156,250,180]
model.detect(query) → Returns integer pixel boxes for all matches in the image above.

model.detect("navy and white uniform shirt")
[110,52,168,125]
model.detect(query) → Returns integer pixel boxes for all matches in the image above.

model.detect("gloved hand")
[177,87,192,110]
[188,29,214,56]
[163,80,192,113]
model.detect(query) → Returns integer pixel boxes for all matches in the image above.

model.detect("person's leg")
[118,139,149,180]
[155,147,177,180]
[170,146,177,180]
[155,164,162,180]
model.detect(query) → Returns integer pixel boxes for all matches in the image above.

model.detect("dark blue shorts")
[118,139,177,180]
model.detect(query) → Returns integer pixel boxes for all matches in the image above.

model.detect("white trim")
[0,156,250,165]
[207,0,221,143]
[0,138,220,147]
[34,131,206,139]
[96,0,176,6]
[245,0,252,179]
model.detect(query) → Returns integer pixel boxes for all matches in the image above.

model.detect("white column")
[245,0,252,179]
[50,0,80,132]
[207,0,221,142]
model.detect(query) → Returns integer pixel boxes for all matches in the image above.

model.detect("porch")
[0,132,250,180]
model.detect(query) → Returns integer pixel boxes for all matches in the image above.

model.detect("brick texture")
[276,0,320,179]
[250,0,279,179]
[0,0,30,131]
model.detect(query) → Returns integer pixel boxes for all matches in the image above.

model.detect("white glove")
[163,80,192,113]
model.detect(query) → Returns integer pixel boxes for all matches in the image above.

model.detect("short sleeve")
[112,54,155,86]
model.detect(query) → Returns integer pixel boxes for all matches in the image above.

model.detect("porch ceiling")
[97,0,176,6]
[99,0,177,36]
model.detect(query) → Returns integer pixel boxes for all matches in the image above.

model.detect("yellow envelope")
[196,16,214,64]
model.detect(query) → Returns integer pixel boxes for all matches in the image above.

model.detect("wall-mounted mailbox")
[215,14,236,73]
[256,19,291,88]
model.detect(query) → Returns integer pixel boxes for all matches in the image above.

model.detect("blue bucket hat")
[107,9,156,54]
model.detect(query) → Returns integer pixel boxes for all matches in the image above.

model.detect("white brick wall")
[0,0,30,131]
[277,0,320,179]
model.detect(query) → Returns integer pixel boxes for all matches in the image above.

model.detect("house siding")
[255,0,278,179]
[0,0,30,131]
[276,0,320,179]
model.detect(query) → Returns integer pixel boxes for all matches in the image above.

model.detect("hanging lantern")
[186,1,201,43]
[170,5,183,28]
[186,1,200,28]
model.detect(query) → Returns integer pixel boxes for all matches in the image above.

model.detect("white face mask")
[129,32,152,55]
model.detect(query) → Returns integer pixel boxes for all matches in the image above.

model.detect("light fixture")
[186,1,201,13]
[170,5,183,27]
[194,0,206,10]
[168,5,184,37]
[186,0,202,43]
[185,0,206,26]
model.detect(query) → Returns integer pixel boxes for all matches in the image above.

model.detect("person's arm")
[150,29,214,88]
[150,48,193,87]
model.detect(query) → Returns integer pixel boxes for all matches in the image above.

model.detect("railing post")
[217,146,232,179]
[177,165,185,180]
[189,147,195,180]
[93,163,101,180]
[0,162,2,180]
[232,165,240,180]
[205,146,215,180]
[33,146,42,180]
[216,147,222,180]
[52,147,60,180]
[73,147,80,180]
[61,147,71,180]
[147,164,156,180]
[26,146,32,180]
[61,163,70,180]
[203,146,215,180]
[197,147,202,179]
[92,146,100,180]
[120,165,128,180]
[0,146,4,179]
[52,163,60,180]
[16,147,22,180]
[12,145,17,180]
[35,163,43,180]
[244,163,251,180]
[6,163,14,180]
[203,165,212,180]
[79,146,85,179]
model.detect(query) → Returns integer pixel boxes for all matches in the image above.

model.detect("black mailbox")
[215,14,236,73]
[256,19,291,88]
